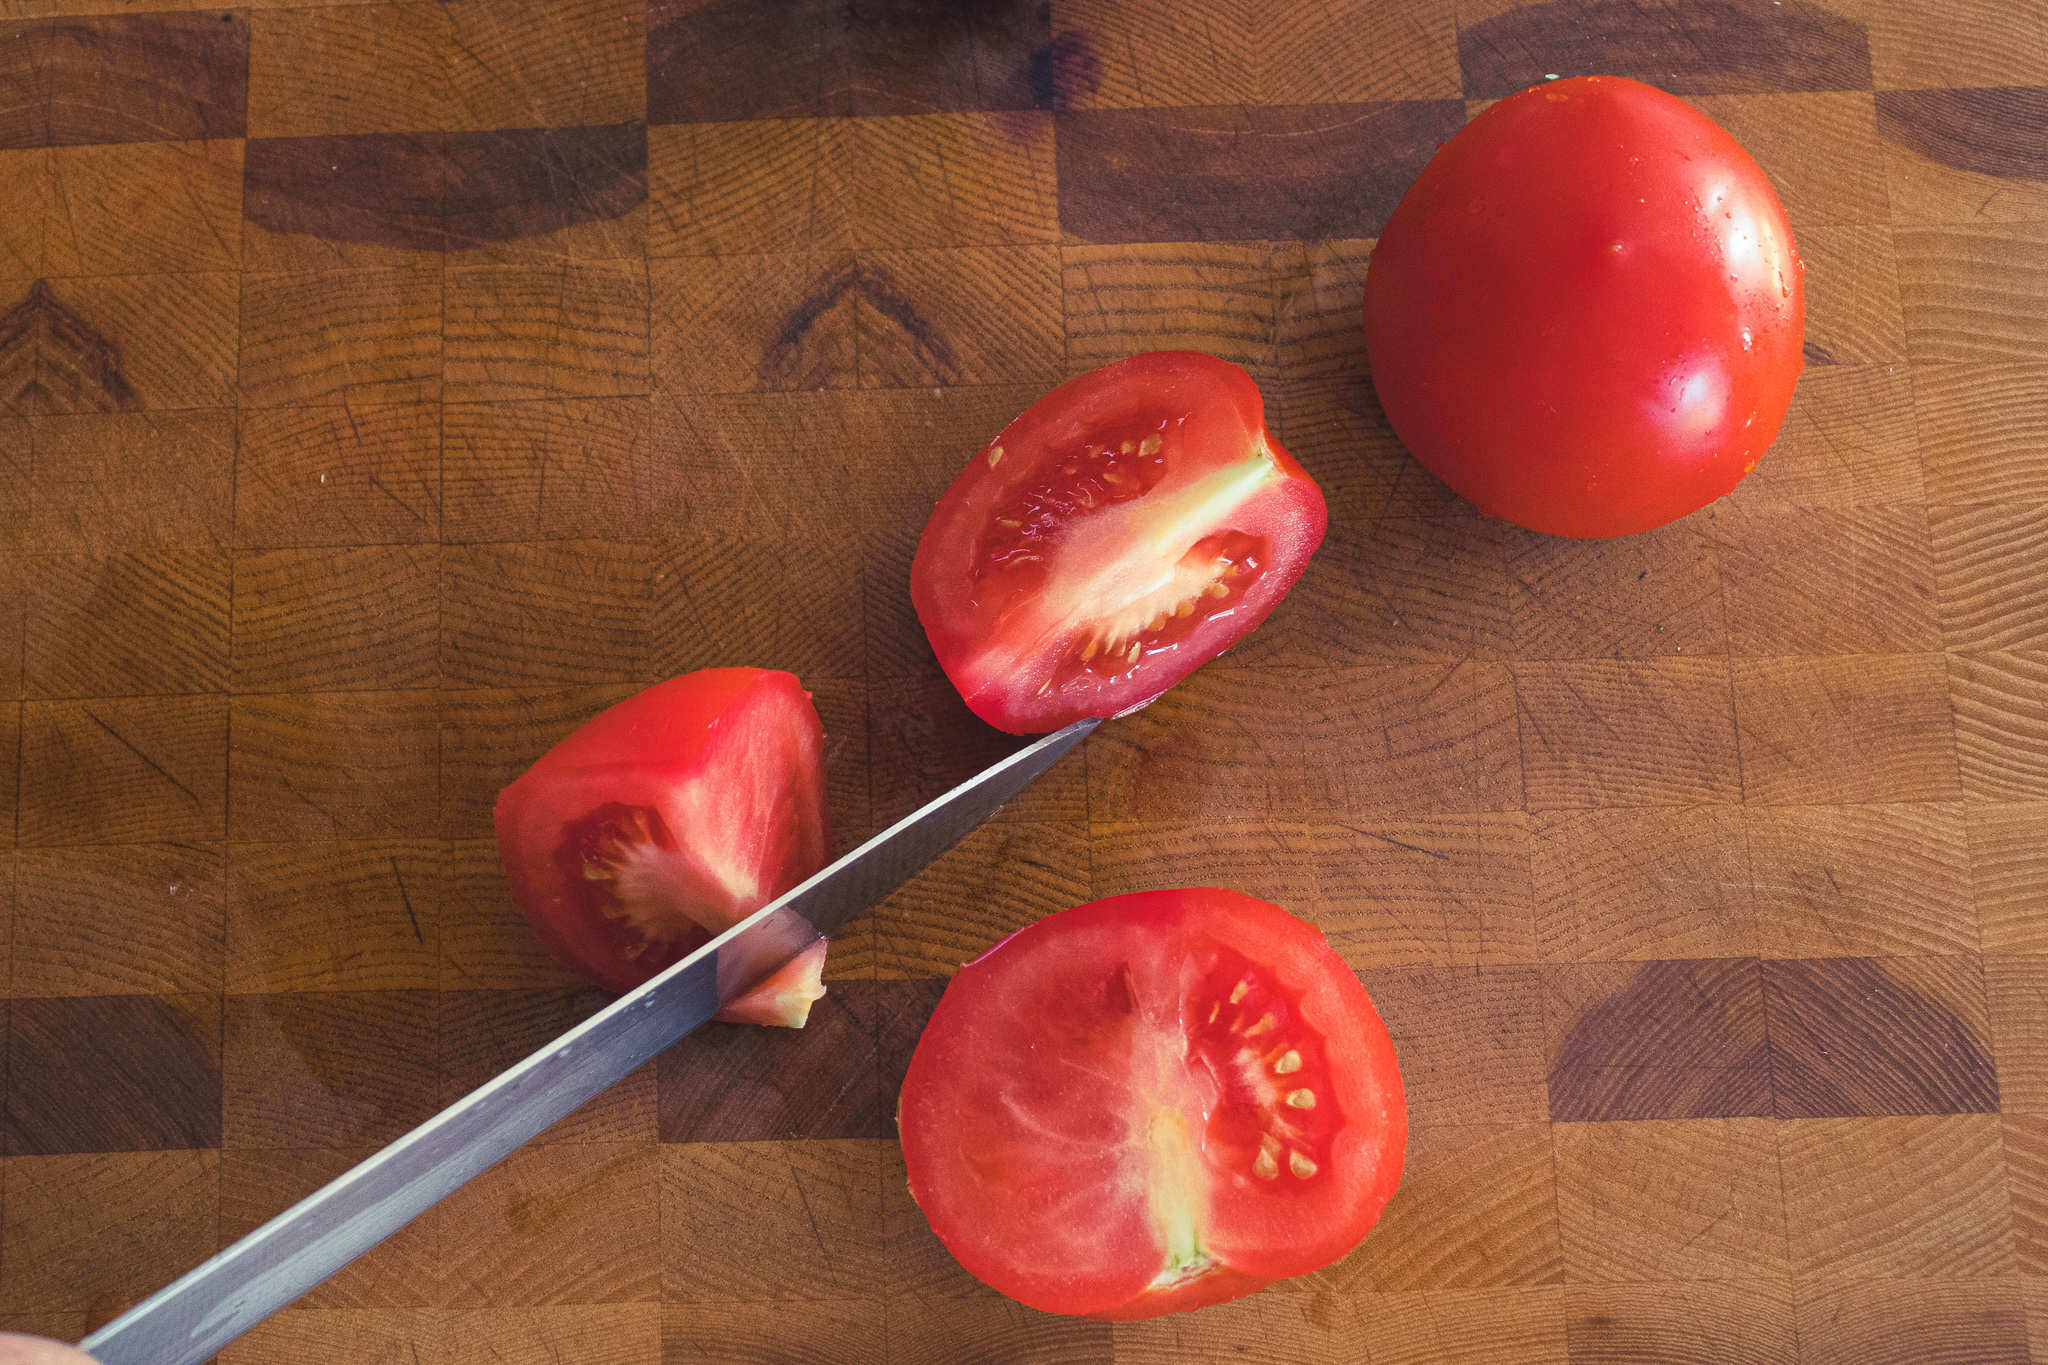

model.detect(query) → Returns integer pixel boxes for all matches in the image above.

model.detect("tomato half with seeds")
[898,889,1406,1319]
[911,352,1327,735]
[493,668,832,1026]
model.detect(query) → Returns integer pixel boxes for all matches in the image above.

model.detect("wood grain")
[0,1150,218,1315]
[10,843,224,997]
[1094,815,1536,968]
[1791,1276,2031,1365]
[1456,0,1872,98]
[1971,803,2048,953]
[16,409,235,557]
[5,0,2046,1358]
[5,994,220,1154]
[1554,1117,1789,1280]
[224,840,440,991]
[1565,1280,1797,1365]
[246,0,643,139]
[1778,1113,2014,1278]
[4,13,247,150]
[1304,1122,1561,1290]
[221,990,439,1147]
[1545,957,1772,1122]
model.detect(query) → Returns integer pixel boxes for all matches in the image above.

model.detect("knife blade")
[79,716,1098,1365]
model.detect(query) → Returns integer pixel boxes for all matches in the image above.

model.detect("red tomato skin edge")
[911,352,1327,735]
[900,888,1407,1319]
[492,668,830,999]
[1363,76,1804,538]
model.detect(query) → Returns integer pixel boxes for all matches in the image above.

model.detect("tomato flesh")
[1363,76,1805,538]
[493,668,832,1024]
[913,352,1327,734]
[898,889,1406,1318]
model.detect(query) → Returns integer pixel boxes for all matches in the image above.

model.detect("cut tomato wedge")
[912,352,1327,734]
[493,668,832,1025]
[898,888,1406,1318]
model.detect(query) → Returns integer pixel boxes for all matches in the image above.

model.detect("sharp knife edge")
[80,716,1097,1365]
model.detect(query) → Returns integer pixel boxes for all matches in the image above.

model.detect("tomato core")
[554,801,722,973]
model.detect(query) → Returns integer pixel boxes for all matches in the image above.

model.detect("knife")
[78,716,1098,1365]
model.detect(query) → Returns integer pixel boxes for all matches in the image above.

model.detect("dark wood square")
[4,994,221,1154]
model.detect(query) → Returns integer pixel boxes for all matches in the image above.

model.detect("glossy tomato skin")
[493,668,832,1009]
[1363,76,1804,538]
[898,889,1406,1319]
[912,352,1326,735]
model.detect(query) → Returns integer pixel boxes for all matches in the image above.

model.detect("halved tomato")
[898,888,1406,1318]
[911,352,1327,735]
[492,668,832,1026]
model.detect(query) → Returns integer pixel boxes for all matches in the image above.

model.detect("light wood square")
[1971,803,2048,954]
[239,265,443,408]
[1746,803,1976,957]
[230,545,440,692]
[1516,659,1741,811]
[0,1151,217,1314]
[235,403,442,549]
[1950,652,2048,801]
[440,1142,661,1306]
[22,409,235,556]
[662,1140,885,1302]
[1731,365,1922,507]
[1896,221,2048,365]
[1732,654,1959,806]
[1915,363,2048,504]
[19,695,228,846]
[1532,806,1758,963]
[1779,1114,2014,1279]
[1094,814,1536,970]
[10,843,224,997]
[225,839,438,992]
[647,120,854,258]
[1555,1118,1789,1281]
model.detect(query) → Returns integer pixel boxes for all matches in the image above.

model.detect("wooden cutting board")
[3,0,2046,1360]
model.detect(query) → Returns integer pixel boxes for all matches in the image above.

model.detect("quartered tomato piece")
[493,668,832,1026]
[911,352,1327,735]
[898,889,1406,1319]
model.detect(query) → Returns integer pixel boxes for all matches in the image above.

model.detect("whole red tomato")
[1362,76,1805,538]
[898,888,1406,1319]
[911,352,1326,735]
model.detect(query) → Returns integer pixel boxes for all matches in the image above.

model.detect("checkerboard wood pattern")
[2,0,2046,1360]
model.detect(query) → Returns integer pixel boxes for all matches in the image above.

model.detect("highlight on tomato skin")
[911,351,1328,735]
[1362,75,1806,539]
[491,667,832,1027]
[896,888,1407,1320]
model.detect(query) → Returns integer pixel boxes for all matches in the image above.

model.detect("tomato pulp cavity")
[898,889,1406,1318]
[493,668,831,1025]
[912,352,1327,734]
[1363,75,1805,538]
